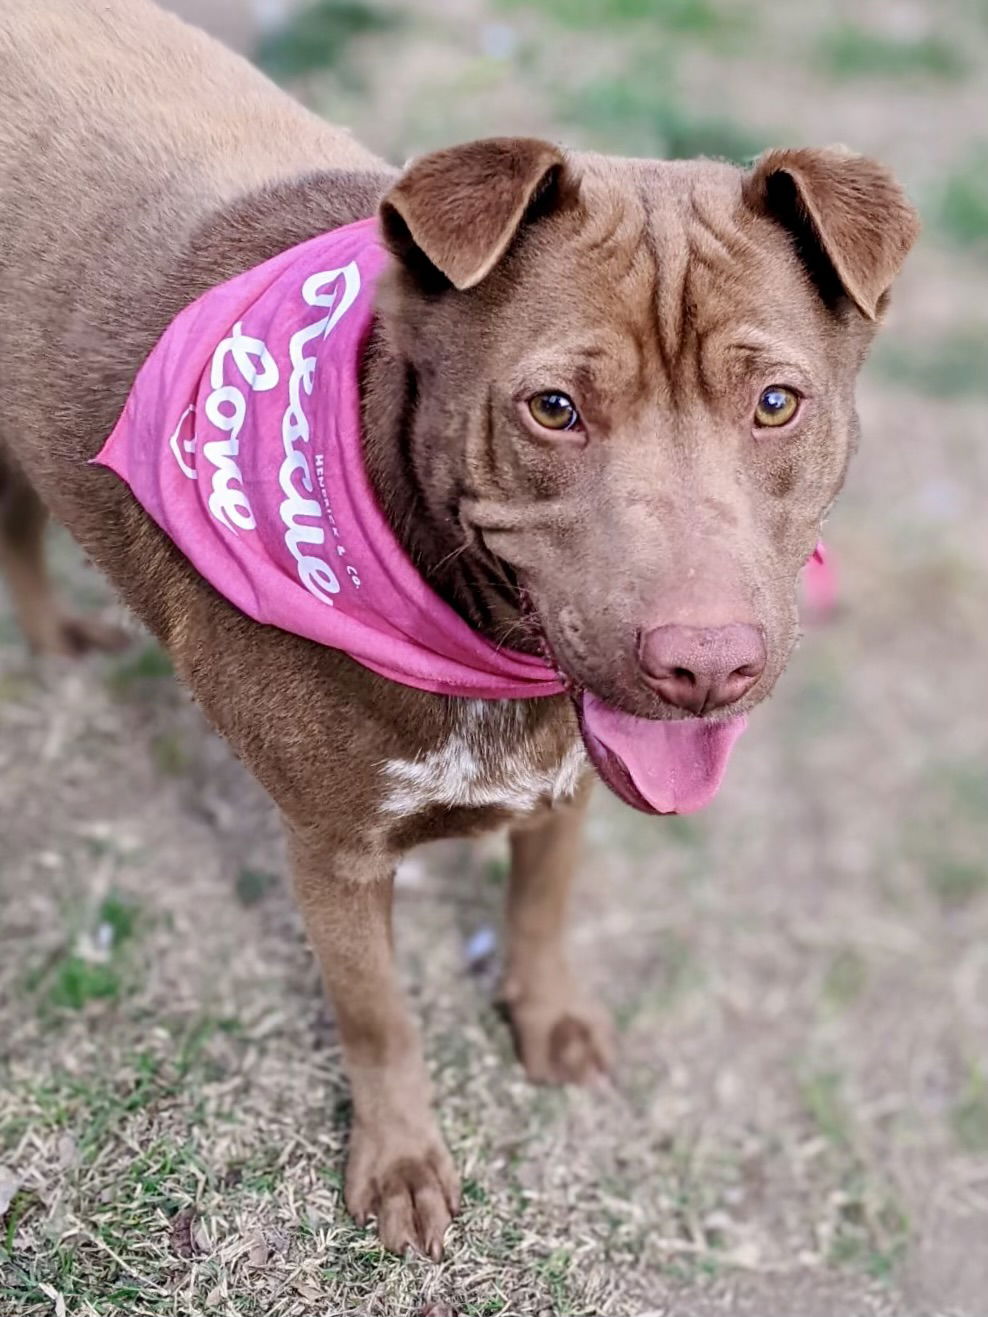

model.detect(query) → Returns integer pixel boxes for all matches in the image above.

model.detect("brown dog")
[0,0,918,1259]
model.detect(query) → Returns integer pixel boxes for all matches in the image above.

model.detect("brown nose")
[638,623,766,714]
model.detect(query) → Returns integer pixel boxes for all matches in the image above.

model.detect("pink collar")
[96,217,829,816]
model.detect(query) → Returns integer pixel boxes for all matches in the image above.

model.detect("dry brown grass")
[2,1,988,1313]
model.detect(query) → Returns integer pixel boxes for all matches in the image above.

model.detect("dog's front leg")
[500,779,614,1084]
[285,820,459,1260]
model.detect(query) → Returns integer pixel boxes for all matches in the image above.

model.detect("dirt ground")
[2,1,988,1314]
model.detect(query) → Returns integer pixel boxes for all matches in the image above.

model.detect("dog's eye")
[528,391,581,432]
[754,386,799,428]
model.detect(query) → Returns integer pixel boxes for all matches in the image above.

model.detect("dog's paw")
[345,1124,460,1261]
[504,994,614,1085]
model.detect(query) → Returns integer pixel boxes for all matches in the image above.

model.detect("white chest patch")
[380,700,586,817]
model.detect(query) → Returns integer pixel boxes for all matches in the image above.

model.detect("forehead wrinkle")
[687,225,810,402]
[512,335,642,406]
[570,174,648,271]
[717,331,816,377]
[682,206,759,402]
[617,179,669,403]
[636,175,706,402]
[557,180,657,407]
[574,205,629,262]
[697,323,818,402]
[688,187,760,267]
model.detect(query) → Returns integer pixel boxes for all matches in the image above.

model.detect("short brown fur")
[0,0,917,1259]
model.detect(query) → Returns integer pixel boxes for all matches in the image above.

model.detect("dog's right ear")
[379,137,565,291]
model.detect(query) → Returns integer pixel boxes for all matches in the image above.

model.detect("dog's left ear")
[380,136,565,291]
[743,146,920,320]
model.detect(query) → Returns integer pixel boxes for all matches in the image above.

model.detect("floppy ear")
[743,146,920,320]
[380,136,565,291]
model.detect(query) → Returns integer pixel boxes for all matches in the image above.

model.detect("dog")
[0,0,918,1259]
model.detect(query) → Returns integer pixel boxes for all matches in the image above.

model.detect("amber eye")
[754,385,800,428]
[528,391,581,432]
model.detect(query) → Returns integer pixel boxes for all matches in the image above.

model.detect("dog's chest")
[380,699,586,817]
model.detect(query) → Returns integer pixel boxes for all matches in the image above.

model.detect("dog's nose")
[638,623,766,714]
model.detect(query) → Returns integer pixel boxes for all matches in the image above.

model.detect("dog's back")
[0,0,388,646]
[0,0,382,358]
[0,0,378,219]
[0,0,384,510]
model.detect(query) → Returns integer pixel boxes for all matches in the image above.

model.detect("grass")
[950,1070,988,1152]
[926,859,988,909]
[799,1069,852,1148]
[45,956,122,1010]
[796,1071,911,1283]
[254,0,397,80]
[872,326,988,398]
[234,866,279,907]
[24,891,143,1012]
[938,150,988,253]
[0,1028,313,1313]
[814,24,967,80]
[903,757,988,913]
[822,947,868,1010]
[106,640,173,694]
[829,1207,908,1282]
[501,0,750,40]
[563,75,767,161]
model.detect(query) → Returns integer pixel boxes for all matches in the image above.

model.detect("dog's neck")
[358,320,536,656]
[173,175,535,658]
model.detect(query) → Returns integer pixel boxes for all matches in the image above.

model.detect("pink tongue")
[580,691,747,814]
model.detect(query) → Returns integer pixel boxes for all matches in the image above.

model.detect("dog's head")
[376,139,918,810]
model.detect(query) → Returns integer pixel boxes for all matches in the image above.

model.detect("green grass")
[872,327,988,398]
[823,947,868,1010]
[789,656,849,737]
[926,859,988,909]
[950,1070,988,1152]
[483,853,509,890]
[662,815,707,850]
[815,24,967,80]
[106,640,174,694]
[536,1246,579,1312]
[799,1069,852,1147]
[0,614,24,646]
[502,0,750,39]
[938,150,988,252]
[0,1048,221,1311]
[26,891,143,1010]
[0,671,37,703]
[255,0,397,81]
[615,931,703,1030]
[47,956,122,1009]
[97,892,139,946]
[234,865,278,907]
[794,1067,911,1284]
[150,729,189,777]
[829,1219,907,1282]
[564,75,767,161]
[19,1049,207,1152]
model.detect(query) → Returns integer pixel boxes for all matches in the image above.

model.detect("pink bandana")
[96,216,827,816]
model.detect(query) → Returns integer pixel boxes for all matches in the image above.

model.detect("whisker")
[425,539,472,579]
[492,616,538,654]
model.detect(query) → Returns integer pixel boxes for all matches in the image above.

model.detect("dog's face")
[379,140,918,732]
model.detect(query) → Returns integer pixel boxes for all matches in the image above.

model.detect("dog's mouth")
[576,691,746,815]
[516,590,746,815]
